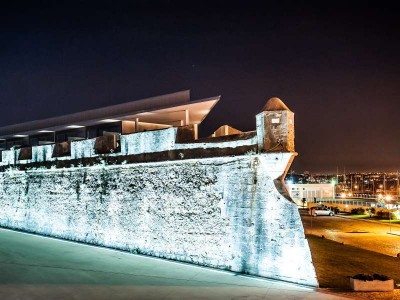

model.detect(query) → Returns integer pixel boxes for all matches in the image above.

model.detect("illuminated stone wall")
[0,127,258,166]
[0,153,317,286]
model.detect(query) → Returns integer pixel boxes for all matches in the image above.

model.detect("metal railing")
[319,198,376,207]
[334,193,377,199]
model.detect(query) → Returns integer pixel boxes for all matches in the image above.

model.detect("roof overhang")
[0,90,220,139]
[120,97,219,126]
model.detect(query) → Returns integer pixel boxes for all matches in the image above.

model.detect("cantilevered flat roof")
[0,90,220,139]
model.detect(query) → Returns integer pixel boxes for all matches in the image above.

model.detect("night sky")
[1,1,399,173]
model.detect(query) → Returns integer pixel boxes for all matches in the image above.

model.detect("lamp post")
[383,173,386,195]
[331,179,336,199]
[397,171,399,202]
[372,178,375,197]
[386,195,392,233]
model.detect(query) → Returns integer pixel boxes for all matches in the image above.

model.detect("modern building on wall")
[0,90,219,151]
[286,183,335,206]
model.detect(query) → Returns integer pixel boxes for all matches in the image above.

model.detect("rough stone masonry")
[0,97,318,287]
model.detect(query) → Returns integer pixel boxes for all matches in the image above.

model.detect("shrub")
[350,207,365,215]
[352,274,373,281]
[375,211,398,220]
[376,210,385,218]
[352,273,391,281]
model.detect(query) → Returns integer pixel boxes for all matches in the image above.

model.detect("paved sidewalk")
[0,227,348,300]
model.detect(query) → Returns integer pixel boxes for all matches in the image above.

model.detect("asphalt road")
[300,209,400,257]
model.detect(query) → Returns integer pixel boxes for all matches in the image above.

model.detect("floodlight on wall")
[66,125,85,129]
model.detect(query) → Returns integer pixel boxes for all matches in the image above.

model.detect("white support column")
[194,124,198,140]
[184,109,189,126]
[135,118,139,132]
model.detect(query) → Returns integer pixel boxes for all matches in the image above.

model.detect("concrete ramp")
[0,228,341,300]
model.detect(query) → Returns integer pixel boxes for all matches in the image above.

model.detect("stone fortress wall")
[0,126,258,166]
[0,98,318,287]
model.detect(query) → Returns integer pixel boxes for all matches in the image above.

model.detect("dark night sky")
[1,1,399,173]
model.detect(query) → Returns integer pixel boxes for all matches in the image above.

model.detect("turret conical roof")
[262,97,292,112]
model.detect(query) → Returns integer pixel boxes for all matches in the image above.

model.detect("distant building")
[286,183,334,206]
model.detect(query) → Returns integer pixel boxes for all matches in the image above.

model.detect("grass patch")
[347,214,400,223]
[348,214,371,219]
[306,234,400,288]
[379,219,400,224]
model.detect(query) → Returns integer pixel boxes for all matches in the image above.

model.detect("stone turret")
[256,97,295,152]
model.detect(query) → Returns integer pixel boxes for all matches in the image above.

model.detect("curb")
[387,232,400,236]
[335,214,400,228]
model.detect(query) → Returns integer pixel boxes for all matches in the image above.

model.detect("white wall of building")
[287,183,334,206]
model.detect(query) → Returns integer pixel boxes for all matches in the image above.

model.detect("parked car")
[310,207,334,217]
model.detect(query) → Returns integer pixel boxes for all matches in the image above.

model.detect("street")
[300,209,400,257]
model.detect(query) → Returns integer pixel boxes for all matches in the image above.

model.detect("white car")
[310,207,334,217]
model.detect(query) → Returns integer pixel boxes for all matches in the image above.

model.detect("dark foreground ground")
[300,209,400,299]
[0,227,345,300]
